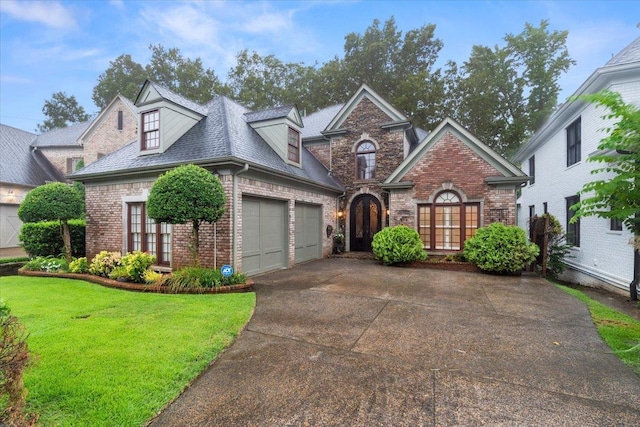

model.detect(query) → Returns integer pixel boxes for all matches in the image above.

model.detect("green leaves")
[37,91,90,133]
[18,182,83,223]
[372,225,427,265]
[571,90,640,233]
[464,223,539,273]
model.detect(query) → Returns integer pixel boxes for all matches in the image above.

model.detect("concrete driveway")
[150,258,640,426]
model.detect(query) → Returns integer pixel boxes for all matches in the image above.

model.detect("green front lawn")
[0,276,255,426]
[557,284,640,374]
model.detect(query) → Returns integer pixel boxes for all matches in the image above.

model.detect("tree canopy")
[82,17,575,158]
[18,182,84,262]
[147,164,226,265]
[37,92,90,133]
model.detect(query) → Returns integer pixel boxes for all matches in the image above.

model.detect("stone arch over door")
[349,194,381,252]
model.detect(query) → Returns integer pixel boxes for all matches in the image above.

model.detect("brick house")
[515,36,639,294]
[72,81,527,275]
[0,94,137,249]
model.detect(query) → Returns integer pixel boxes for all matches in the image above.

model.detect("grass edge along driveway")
[0,276,255,427]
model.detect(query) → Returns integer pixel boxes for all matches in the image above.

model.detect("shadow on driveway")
[150,258,640,426]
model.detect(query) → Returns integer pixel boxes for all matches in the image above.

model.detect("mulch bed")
[18,270,253,294]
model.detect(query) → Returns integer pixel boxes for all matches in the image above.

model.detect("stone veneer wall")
[390,130,517,229]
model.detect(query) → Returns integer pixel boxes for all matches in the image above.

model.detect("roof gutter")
[232,163,249,268]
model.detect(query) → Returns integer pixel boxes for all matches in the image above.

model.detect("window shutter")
[66,158,73,174]
[117,110,123,130]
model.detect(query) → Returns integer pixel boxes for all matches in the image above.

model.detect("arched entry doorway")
[350,194,381,251]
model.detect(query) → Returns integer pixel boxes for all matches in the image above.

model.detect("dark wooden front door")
[350,195,381,251]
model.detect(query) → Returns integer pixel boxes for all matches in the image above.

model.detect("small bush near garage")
[464,222,539,274]
[165,267,248,292]
[19,219,85,258]
[372,225,427,265]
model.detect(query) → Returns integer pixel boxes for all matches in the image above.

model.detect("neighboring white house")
[515,36,640,294]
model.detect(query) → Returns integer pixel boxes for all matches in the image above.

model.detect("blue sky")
[1,0,639,133]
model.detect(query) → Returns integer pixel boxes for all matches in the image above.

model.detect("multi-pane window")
[566,195,580,247]
[287,127,300,163]
[566,117,581,166]
[529,205,535,219]
[529,156,535,185]
[418,191,480,251]
[128,202,172,265]
[142,110,160,150]
[356,141,376,179]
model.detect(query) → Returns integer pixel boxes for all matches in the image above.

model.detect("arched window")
[355,141,376,179]
[418,191,479,251]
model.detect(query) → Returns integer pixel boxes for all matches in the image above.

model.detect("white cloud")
[0,74,33,84]
[0,0,77,30]
[242,9,294,34]
[140,3,220,46]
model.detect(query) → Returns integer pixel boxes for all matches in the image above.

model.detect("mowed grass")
[557,284,640,374]
[0,276,255,426]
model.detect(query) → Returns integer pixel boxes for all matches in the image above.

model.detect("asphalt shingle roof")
[244,105,295,123]
[0,124,66,186]
[301,104,344,139]
[605,36,640,67]
[146,81,209,115]
[73,96,343,191]
[31,120,92,147]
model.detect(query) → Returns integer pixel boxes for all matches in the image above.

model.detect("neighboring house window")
[117,110,124,130]
[356,141,376,179]
[611,218,623,231]
[287,127,300,163]
[141,110,160,150]
[127,202,172,265]
[543,202,548,214]
[529,205,535,219]
[418,191,479,251]
[566,117,581,167]
[528,156,535,185]
[67,157,83,173]
[566,195,580,247]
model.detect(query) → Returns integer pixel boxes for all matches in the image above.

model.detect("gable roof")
[385,117,526,185]
[135,80,208,115]
[79,94,137,143]
[515,36,640,162]
[324,84,407,132]
[245,104,298,124]
[0,124,66,186]
[31,120,92,148]
[72,96,342,192]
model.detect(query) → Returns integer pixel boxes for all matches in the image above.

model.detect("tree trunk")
[61,220,72,263]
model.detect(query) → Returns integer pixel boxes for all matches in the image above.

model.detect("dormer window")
[356,141,376,179]
[288,127,300,163]
[142,110,160,150]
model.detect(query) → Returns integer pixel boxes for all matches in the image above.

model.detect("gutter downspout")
[232,164,249,268]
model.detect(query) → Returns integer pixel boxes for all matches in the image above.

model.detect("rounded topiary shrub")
[463,222,539,274]
[372,225,427,265]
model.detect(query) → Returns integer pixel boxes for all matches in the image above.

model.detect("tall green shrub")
[464,222,539,274]
[372,225,427,265]
[19,219,85,258]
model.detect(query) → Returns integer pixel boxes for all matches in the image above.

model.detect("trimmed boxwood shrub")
[19,219,85,258]
[372,225,427,265]
[463,222,539,274]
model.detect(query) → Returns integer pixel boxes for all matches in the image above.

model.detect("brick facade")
[37,146,83,176]
[82,98,137,166]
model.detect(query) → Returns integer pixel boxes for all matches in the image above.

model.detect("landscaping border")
[18,270,254,294]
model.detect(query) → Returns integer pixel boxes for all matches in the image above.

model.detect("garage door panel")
[295,204,321,264]
[242,197,287,276]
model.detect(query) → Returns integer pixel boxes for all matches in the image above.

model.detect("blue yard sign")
[221,264,234,277]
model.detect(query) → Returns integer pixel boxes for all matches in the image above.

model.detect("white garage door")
[0,205,21,248]
[295,203,321,264]
[242,197,287,276]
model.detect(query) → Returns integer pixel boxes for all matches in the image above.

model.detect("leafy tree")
[226,49,314,111]
[92,54,146,110]
[570,90,640,299]
[37,92,90,133]
[18,182,84,263]
[147,165,226,266]
[92,45,224,110]
[146,44,225,104]
[455,20,574,158]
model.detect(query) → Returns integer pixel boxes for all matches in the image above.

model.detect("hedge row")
[19,219,86,258]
